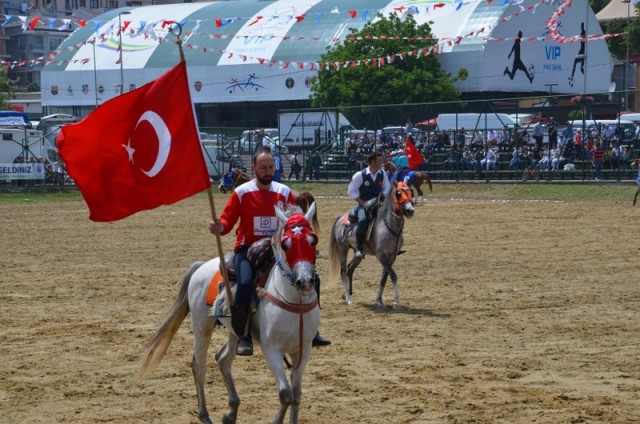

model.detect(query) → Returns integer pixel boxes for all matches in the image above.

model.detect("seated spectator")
[550,145,561,171]
[480,148,497,170]
[527,144,540,169]
[621,145,631,169]
[508,146,524,170]
[498,128,510,151]
[463,146,478,170]
[487,129,498,147]
[538,145,551,170]
[443,145,462,172]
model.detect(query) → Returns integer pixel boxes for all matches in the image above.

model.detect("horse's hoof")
[222,412,236,424]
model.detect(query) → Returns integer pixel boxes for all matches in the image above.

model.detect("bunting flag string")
[0,0,631,71]
[0,0,624,37]
[1,29,625,72]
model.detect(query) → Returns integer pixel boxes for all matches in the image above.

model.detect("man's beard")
[257,175,273,185]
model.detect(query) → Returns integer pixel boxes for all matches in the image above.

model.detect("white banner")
[0,163,46,180]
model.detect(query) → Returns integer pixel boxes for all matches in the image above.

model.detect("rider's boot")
[230,305,253,356]
[354,220,367,258]
[312,276,331,347]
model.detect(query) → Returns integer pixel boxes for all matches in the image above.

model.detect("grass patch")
[0,187,83,203]
[1,182,636,204]
[285,181,636,203]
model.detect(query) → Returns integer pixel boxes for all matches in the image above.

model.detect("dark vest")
[359,169,384,201]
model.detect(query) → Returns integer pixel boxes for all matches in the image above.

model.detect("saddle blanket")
[207,270,236,317]
[206,269,266,318]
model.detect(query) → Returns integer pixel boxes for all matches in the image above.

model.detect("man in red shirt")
[209,149,295,355]
[209,149,330,354]
[591,141,605,181]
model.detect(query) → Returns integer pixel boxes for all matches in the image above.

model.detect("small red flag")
[57,61,210,222]
[404,138,425,170]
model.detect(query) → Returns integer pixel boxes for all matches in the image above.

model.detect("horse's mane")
[294,191,319,233]
[379,183,396,214]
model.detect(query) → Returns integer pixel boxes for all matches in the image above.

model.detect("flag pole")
[171,22,234,305]
[206,188,234,304]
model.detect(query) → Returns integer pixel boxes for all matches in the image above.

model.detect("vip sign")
[543,45,562,72]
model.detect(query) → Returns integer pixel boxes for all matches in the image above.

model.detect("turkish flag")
[404,138,425,170]
[57,61,210,222]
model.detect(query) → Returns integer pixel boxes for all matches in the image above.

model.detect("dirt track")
[1,190,639,423]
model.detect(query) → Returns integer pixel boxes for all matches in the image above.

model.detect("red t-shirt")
[591,147,604,163]
[219,180,296,250]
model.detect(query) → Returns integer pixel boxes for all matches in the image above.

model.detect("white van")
[619,113,640,124]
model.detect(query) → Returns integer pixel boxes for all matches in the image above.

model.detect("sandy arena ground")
[1,189,639,423]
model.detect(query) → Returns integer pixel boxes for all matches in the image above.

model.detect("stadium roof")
[42,0,613,108]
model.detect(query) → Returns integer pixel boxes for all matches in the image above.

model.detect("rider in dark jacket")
[347,151,391,258]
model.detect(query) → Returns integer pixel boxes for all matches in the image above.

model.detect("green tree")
[309,14,460,111]
[0,67,18,110]
[601,3,639,59]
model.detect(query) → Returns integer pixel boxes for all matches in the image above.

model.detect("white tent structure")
[41,0,612,117]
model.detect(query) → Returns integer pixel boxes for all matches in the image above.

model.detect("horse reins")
[261,216,318,370]
[383,189,412,254]
[260,288,318,370]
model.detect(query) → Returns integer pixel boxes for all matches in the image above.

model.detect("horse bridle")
[382,184,414,252]
[260,214,319,369]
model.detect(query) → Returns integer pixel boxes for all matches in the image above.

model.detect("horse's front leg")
[215,335,240,424]
[375,269,389,307]
[634,187,639,206]
[376,259,400,308]
[263,348,293,424]
[287,342,313,424]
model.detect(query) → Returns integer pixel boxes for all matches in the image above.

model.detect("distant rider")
[347,151,391,258]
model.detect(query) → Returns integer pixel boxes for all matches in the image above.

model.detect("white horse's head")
[275,202,318,293]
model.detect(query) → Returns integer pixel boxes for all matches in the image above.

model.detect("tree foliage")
[0,67,18,110]
[598,2,640,59]
[309,14,460,110]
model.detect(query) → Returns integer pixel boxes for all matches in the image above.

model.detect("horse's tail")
[328,217,342,286]
[138,261,204,381]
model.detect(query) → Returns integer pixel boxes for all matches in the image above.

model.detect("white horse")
[138,203,320,424]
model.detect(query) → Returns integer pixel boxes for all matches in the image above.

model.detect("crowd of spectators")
[339,120,640,180]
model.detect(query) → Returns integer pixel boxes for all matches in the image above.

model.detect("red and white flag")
[57,61,210,222]
[404,138,425,170]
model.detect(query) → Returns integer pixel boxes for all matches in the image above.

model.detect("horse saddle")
[347,197,381,223]
[206,238,274,313]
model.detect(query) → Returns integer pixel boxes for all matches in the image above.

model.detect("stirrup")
[354,248,364,259]
[237,336,253,356]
